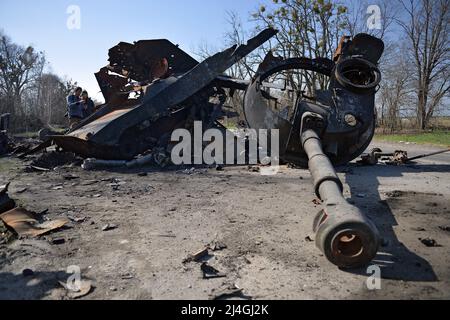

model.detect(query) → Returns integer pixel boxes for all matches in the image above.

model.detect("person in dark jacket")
[81,90,95,119]
[67,87,83,129]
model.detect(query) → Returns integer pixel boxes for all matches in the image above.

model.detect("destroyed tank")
[27,30,385,269]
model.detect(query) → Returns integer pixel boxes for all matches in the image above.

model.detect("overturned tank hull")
[50,29,277,160]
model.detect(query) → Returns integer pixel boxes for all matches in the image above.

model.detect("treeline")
[1,0,448,134]
[0,31,78,132]
[197,0,450,132]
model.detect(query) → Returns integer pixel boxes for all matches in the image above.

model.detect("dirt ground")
[0,140,449,300]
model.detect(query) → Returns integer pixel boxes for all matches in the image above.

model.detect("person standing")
[81,90,95,119]
[67,87,84,129]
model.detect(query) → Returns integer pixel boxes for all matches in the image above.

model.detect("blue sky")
[0,0,262,102]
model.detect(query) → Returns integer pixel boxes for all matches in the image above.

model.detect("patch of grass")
[13,131,38,139]
[13,126,66,139]
[0,158,19,172]
[374,131,450,147]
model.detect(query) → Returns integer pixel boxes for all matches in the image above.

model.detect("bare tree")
[378,44,415,132]
[193,11,263,79]
[192,11,267,123]
[193,40,216,61]
[251,0,350,94]
[398,0,450,130]
[223,11,263,80]
[342,0,399,39]
[0,31,46,129]
[34,73,72,126]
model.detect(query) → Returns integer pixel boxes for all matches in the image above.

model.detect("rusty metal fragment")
[0,208,69,237]
[358,148,450,165]
[183,248,209,263]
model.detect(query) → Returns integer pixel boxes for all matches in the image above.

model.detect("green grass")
[13,131,39,139]
[0,158,19,172]
[12,126,66,139]
[374,131,450,147]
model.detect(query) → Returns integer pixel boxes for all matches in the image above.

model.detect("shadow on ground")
[0,270,72,300]
[339,163,450,282]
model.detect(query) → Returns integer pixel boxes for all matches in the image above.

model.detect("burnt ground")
[0,141,449,300]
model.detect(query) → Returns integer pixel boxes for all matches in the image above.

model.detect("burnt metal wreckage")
[244,33,385,268]
[24,28,390,268]
[358,147,450,166]
[32,29,278,161]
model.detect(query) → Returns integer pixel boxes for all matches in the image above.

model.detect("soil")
[0,141,449,300]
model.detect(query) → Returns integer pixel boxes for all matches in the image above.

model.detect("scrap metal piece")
[211,285,248,300]
[334,33,384,64]
[107,39,199,82]
[95,39,199,104]
[385,150,409,165]
[183,248,209,263]
[406,148,450,162]
[0,182,15,214]
[358,148,385,165]
[358,148,450,166]
[95,67,129,104]
[18,139,52,159]
[201,262,226,279]
[0,208,69,237]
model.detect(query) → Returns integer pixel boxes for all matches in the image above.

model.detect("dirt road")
[0,141,449,300]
